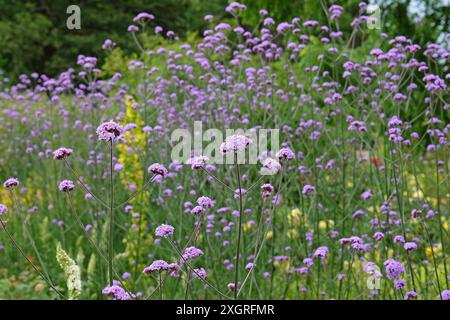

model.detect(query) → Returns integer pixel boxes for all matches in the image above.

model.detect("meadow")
[0,2,449,300]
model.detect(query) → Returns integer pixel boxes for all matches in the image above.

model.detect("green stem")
[234,154,244,299]
[108,141,114,285]
[0,218,65,299]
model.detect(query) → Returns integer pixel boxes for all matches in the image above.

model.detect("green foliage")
[0,0,228,80]
[0,1,448,81]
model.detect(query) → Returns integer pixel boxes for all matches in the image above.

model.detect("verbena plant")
[0,2,448,300]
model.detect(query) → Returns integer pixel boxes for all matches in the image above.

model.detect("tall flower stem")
[234,153,244,299]
[0,218,65,299]
[66,193,133,297]
[108,141,114,285]
[435,151,448,290]
[421,219,443,299]
[184,219,201,300]
[167,239,231,299]
[63,159,109,209]
[159,273,163,300]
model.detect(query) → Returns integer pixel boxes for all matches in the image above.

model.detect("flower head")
[102,282,133,300]
[276,147,295,161]
[313,246,329,259]
[441,290,450,300]
[394,279,406,289]
[59,180,75,192]
[403,242,418,251]
[187,156,209,169]
[3,178,19,189]
[261,183,274,199]
[155,224,175,238]
[192,268,207,279]
[0,204,8,216]
[143,260,171,274]
[261,158,281,175]
[53,147,73,160]
[182,246,204,260]
[133,12,155,23]
[384,259,405,280]
[148,163,168,177]
[190,205,205,215]
[197,196,215,209]
[227,282,236,291]
[220,134,252,154]
[404,291,418,300]
[302,185,316,196]
[96,121,124,142]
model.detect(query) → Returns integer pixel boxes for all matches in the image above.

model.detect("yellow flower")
[287,229,299,239]
[426,243,442,259]
[273,259,291,272]
[266,231,273,240]
[243,222,253,232]
[288,208,302,226]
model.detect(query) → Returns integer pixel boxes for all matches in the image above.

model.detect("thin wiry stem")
[200,167,235,193]
[237,167,285,298]
[421,219,443,299]
[65,193,133,296]
[108,141,114,285]
[0,218,66,299]
[167,239,232,299]
[234,153,244,299]
[114,174,156,210]
[64,159,109,209]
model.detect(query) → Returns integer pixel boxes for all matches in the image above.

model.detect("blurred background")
[0,0,448,82]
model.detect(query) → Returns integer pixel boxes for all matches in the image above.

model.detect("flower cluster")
[96,121,124,142]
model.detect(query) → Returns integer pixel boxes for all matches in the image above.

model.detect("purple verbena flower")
[220,134,252,154]
[96,121,124,142]
[148,163,168,177]
[53,147,73,160]
[143,260,171,274]
[3,178,19,189]
[155,224,175,238]
[58,180,75,192]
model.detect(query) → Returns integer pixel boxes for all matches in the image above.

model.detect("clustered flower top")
[155,224,175,238]
[197,196,215,209]
[234,188,247,199]
[102,281,133,300]
[384,258,405,280]
[53,147,73,160]
[187,155,209,169]
[260,183,274,199]
[261,183,273,192]
[261,157,281,175]
[133,12,155,23]
[313,246,329,259]
[190,205,205,215]
[441,290,450,300]
[96,121,124,142]
[0,204,8,216]
[3,178,19,188]
[193,267,207,279]
[143,260,177,274]
[58,180,75,192]
[148,163,168,177]
[220,134,252,154]
[182,246,204,261]
[275,147,295,161]
[302,184,316,196]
